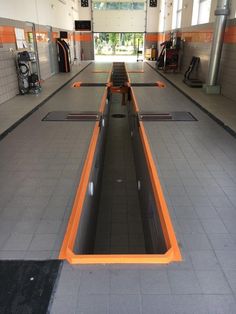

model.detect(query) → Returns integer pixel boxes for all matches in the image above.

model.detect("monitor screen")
[75,20,91,31]
[60,31,68,39]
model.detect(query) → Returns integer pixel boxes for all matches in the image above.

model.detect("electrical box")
[149,0,157,7]
[81,0,89,7]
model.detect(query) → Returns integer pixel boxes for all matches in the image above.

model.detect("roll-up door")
[92,0,146,32]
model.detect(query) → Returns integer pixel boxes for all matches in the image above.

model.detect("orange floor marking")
[59,65,182,264]
[72,81,82,88]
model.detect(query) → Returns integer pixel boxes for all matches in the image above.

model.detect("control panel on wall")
[81,0,89,7]
[149,0,157,7]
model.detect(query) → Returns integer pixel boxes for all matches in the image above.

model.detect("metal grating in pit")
[112,113,126,118]
[138,111,197,121]
[42,111,101,122]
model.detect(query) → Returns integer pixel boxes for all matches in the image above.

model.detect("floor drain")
[116,179,123,183]
[112,114,126,118]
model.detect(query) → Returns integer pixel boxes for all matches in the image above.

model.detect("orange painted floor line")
[127,70,144,73]
[59,64,182,264]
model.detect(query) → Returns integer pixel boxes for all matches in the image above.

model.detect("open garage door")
[92,0,146,32]
[94,33,144,61]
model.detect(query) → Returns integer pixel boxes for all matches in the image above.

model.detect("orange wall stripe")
[145,34,159,42]
[181,31,213,43]
[52,31,59,42]
[145,33,165,42]
[75,33,93,42]
[153,24,236,44]
[224,25,236,43]
[0,26,15,44]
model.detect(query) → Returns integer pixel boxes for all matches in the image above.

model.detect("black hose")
[19,63,29,76]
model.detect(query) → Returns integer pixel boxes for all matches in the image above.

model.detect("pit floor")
[94,94,146,254]
[0,62,236,313]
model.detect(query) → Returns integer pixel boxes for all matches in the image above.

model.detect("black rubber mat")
[0,260,61,314]
[43,111,101,121]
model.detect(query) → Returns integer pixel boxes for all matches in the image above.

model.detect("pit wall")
[0,17,91,105]
[154,18,236,103]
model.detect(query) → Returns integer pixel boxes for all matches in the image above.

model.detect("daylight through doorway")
[94,33,144,61]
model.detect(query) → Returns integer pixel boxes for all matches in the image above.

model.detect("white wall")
[79,0,92,20]
[93,10,146,32]
[0,0,79,30]
[181,0,194,28]
[146,5,159,32]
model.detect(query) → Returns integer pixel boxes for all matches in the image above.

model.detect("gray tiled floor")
[0,62,111,260]
[51,63,236,313]
[1,61,236,313]
[148,61,236,134]
[0,61,91,137]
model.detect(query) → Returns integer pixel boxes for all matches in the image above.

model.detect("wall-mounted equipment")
[60,31,68,39]
[75,20,91,31]
[81,0,89,7]
[57,39,71,72]
[16,51,41,95]
[149,0,157,7]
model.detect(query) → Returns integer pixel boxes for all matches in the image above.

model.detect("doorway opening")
[94,33,144,62]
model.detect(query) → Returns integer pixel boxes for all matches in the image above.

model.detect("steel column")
[205,0,230,93]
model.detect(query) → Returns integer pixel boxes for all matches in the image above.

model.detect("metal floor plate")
[42,111,101,121]
[138,111,197,121]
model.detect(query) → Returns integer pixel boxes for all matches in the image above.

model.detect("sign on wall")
[14,28,27,49]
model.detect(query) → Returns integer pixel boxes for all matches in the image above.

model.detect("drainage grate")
[43,111,101,122]
[112,113,126,118]
[138,111,197,121]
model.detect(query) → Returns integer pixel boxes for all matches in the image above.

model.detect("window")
[172,0,183,29]
[192,0,211,25]
[132,2,145,10]
[120,2,132,10]
[93,1,145,10]
[93,1,106,9]
[106,2,120,9]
